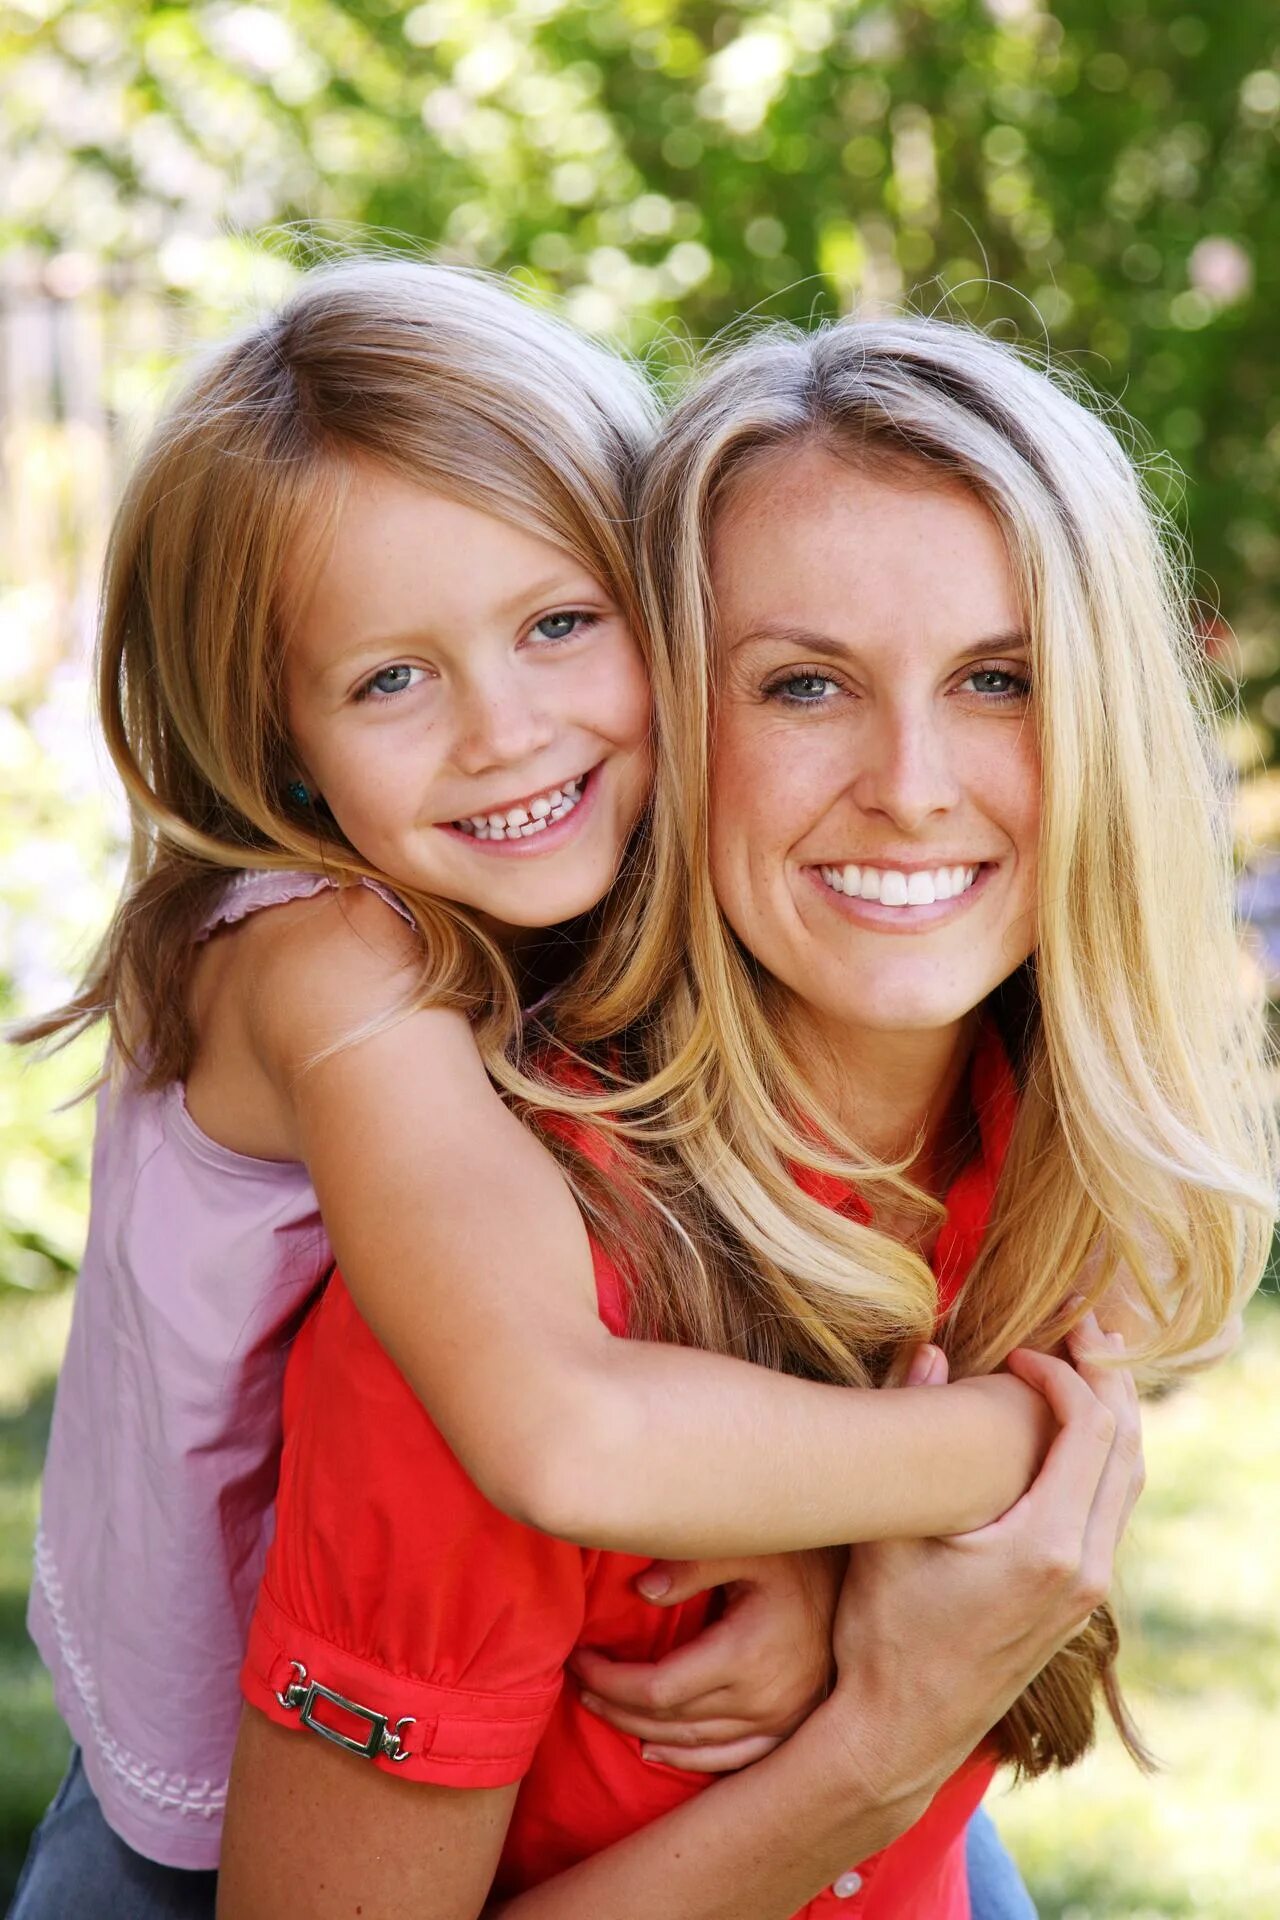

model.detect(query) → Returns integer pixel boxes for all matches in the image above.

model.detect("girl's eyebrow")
[728,623,1031,659]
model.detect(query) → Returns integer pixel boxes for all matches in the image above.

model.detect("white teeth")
[452,773,588,839]
[818,863,982,909]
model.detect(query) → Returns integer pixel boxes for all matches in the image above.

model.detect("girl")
[14,264,1057,1915]
[218,313,1274,1917]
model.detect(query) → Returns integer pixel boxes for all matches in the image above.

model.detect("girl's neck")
[786,1004,980,1193]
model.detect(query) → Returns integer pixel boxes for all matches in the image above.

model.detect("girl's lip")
[436,764,601,857]
[804,859,996,929]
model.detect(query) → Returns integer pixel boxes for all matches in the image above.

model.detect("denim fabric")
[966,1805,1038,1919]
[6,1750,217,1920]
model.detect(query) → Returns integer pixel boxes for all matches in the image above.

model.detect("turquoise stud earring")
[286,780,311,806]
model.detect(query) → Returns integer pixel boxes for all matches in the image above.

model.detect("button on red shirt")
[241,1025,1016,1917]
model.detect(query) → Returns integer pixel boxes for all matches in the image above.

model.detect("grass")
[0,1290,1277,1911]
[992,1294,1280,1919]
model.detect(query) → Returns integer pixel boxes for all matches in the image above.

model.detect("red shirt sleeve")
[240,1271,589,1788]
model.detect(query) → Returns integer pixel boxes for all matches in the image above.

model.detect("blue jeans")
[967,1804,1038,1919]
[5,1750,217,1920]
[9,1749,1034,1919]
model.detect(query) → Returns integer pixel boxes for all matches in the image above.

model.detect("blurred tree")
[2,0,1278,696]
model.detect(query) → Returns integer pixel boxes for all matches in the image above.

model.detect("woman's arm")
[219,1331,1141,1920]
[244,886,1053,1558]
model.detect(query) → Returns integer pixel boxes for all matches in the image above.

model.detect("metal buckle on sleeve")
[275,1658,416,1763]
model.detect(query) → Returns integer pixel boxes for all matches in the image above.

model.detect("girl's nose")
[452,670,557,778]
[849,708,960,830]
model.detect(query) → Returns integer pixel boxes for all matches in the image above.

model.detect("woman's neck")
[786,1005,980,1192]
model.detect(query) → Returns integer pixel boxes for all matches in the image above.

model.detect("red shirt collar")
[792,1018,1017,1319]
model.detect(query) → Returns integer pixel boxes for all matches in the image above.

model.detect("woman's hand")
[570,1548,843,1771]
[822,1312,1144,1807]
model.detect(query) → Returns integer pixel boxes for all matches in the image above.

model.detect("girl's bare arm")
[231,887,1053,1557]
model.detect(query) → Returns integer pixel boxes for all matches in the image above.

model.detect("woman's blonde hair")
[25,257,662,1081]
[538,315,1277,1775]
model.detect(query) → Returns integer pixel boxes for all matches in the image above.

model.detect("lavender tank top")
[28,869,412,1868]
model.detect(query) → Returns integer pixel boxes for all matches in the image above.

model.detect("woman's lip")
[436,763,601,857]
[804,860,997,928]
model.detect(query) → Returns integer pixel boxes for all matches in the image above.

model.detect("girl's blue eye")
[360,664,423,701]
[962,668,1031,701]
[532,611,594,643]
[766,671,840,704]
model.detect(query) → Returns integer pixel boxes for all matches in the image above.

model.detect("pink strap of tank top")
[198,868,414,940]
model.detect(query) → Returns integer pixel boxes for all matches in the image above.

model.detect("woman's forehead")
[709,446,1020,651]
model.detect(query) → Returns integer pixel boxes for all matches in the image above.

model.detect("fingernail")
[640,1745,662,1765]
[580,1693,602,1715]
[637,1570,671,1599]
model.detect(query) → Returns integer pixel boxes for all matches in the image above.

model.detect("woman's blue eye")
[533,611,592,642]
[766,672,840,704]
[963,668,1031,700]
[360,664,422,700]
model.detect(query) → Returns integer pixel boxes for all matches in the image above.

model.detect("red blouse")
[241,1027,1016,1918]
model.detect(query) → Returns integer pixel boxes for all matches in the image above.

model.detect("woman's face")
[708,444,1040,1048]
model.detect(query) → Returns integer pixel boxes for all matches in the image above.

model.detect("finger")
[1078,1332,1145,1575]
[903,1343,948,1388]
[571,1631,742,1718]
[986,1346,1115,1536]
[579,1694,756,1745]
[641,1734,781,1773]
[635,1559,756,1606]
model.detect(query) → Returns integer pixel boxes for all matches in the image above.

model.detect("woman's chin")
[799,976,994,1042]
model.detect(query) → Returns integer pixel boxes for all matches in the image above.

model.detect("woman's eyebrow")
[726,624,850,658]
[728,625,1031,658]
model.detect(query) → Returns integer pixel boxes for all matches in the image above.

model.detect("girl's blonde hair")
[538,315,1276,1775]
[26,257,662,1081]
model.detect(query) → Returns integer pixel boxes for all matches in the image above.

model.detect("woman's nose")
[850,709,960,830]
[451,670,556,777]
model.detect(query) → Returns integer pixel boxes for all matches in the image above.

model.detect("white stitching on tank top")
[32,1529,227,1820]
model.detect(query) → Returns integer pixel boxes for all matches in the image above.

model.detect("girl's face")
[284,464,652,936]
[707,445,1040,1047]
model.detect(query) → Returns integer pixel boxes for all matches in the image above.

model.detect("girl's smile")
[284,465,652,934]
[441,763,595,849]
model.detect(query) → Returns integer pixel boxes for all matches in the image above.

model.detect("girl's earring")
[286,780,311,807]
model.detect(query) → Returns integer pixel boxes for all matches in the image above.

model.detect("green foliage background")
[2,0,1279,1910]
[4,0,1280,666]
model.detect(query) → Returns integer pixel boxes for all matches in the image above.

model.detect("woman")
[219,316,1272,1917]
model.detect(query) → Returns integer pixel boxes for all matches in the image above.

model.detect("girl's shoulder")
[185,871,437,1160]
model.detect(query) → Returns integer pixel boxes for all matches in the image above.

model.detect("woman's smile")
[808,858,992,926]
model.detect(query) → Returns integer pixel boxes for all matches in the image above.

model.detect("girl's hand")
[570,1548,843,1772]
[822,1313,1144,1806]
